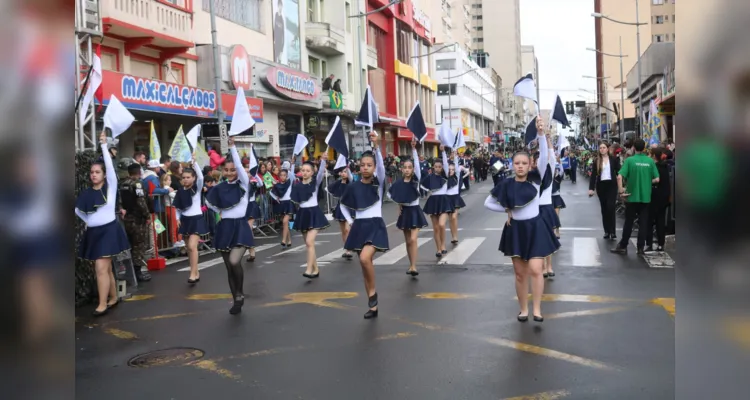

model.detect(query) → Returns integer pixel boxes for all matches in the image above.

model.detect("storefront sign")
[99,70,264,121]
[229,44,251,91]
[262,66,320,101]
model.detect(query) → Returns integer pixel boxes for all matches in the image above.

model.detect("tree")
[575,106,598,135]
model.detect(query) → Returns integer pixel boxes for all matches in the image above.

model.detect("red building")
[366,0,440,157]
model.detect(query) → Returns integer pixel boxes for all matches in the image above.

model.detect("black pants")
[596,180,618,236]
[492,174,500,187]
[463,175,470,190]
[620,202,650,250]
[647,202,669,248]
[570,167,577,183]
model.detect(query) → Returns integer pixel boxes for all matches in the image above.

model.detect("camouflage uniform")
[119,175,152,282]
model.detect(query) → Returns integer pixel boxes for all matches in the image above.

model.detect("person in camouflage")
[118,162,152,282]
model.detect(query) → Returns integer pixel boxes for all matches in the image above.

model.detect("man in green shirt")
[611,139,660,255]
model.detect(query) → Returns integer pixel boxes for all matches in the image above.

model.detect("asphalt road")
[75,172,675,400]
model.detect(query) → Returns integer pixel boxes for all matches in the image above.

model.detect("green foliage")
[75,150,98,307]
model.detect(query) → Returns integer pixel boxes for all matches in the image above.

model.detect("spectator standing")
[322,74,334,90]
[645,148,672,252]
[610,139,660,255]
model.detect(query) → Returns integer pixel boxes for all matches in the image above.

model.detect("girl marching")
[551,162,566,239]
[75,131,131,316]
[244,148,264,262]
[291,153,330,279]
[446,150,467,244]
[205,138,255,315]
[339,133,389,318]
[388,139,428,276]
[484,119,560,322]
[421,146,453,258]
[270,165,296,248]
[536,142,561,279]
[327,166,355,260]
[173,155,209,285]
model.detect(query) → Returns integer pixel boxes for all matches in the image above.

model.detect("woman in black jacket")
[588,142,621,240]
[646,148,672,252]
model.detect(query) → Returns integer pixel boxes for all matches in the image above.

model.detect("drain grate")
[127,347,204,368]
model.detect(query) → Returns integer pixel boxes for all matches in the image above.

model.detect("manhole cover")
[127,347,204,368]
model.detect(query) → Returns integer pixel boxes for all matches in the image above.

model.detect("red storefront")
[367,0,439,157]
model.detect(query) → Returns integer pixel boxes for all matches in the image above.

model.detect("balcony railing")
[102,0,193,45]
[305,22,346,55]
[366,45,378,70]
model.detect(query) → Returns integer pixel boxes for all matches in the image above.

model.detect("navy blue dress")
[421,173,454,215]
[340,150,389,252]
[271,180,296,218]
[291,166,329,232]
[327,178,355,222]
[173,186,209,237]
[389,177,428,230]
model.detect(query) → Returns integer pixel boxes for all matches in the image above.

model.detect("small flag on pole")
[228,87,255,136]
[354,85,379,130]
[149,121,161,161]
[248,144,260,176]
[185,124,201,153]
[293,134,309,156]
[551,95,570,128]
[513,73,538,107]
[103,95,135,138]
[325,116,350,159]
[79,43,103,124]
[406,101,427,142]
[524,116,538,146]
[438,119,455,148]
[453,127,467,150]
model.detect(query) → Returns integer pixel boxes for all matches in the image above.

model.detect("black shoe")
[246,255,256,262]
[543,273,549,278]
[310,272,320,279]
[533,315,544,323]
[302,272,312,279]
[92,308,108,317]
[441,250,447,255]
[451,240,458,244]
[436,252,442,258]
[610,245,627,255]
[229,297,244,315]
[517,313,528,322]
[548,271,555,277]
[406,269,419,276]
[106,300,119,309]
[188,277,199,284]
[636,248,646,256]
[610,234,617,240]
[603,233,611,239]
[364,293,378,319]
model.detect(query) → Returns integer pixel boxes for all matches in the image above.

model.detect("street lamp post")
[587,38,628,141]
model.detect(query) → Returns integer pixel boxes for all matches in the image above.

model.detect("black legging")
[647,202,669,248]
[221,247,245,300]
[596,180,618,236]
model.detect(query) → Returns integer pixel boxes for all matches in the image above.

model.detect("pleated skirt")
[397,205,429,230]
[344,217,389,252]
[540,204,561,229]
[213,217,255,251]
[78,220,131,261]
[499,215,561,261]
[423,194,454,216]
[294,206,330,232]
[552,195,566,210]
[245,200,262,220]
[179,214,210,237]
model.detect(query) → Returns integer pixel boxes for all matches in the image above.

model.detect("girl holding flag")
[291,153,330,279]
[421,146,452,258]
[446,150,467,244]
[244,145,264,262]
[327,167,355,260]
[173,154,209,285]
[270,165,295,248]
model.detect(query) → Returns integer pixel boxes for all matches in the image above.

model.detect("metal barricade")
[149,193,214,258]
[253,192,278,236]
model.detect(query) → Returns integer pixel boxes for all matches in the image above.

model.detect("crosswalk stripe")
[375,238,431,265]
[274,241,329,257]
[572,237,601,267]
[438,237,486,265]
[301,248,347,267]
[177,243,279,272]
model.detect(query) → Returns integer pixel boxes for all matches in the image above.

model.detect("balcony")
[305,22,346,56]
[366,45,378,70]
[101,0,193,49]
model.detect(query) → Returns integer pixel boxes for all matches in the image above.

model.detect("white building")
[433,45,496,148]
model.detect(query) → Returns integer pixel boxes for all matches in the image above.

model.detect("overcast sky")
[520,0,597,123]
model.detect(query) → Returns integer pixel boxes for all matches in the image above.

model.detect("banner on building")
[272,0,301,70]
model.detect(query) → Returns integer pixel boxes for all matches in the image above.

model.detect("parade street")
[75,175,675,400]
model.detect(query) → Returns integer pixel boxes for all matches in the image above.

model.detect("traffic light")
[565,101,574,115]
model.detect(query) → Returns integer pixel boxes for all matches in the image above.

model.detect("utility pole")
[635,0,643,139]
[619,36,625,141]
[208,0,226,153]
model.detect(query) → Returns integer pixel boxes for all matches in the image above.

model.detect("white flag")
[438,119,456,148]
[334,153,347,170]
[293,134,309,156]
[185,124,201,151]
[102,95,135,138]
[229,87,255,136]
[79,46,102,126]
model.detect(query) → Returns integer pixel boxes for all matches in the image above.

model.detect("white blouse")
[600,158,612,181]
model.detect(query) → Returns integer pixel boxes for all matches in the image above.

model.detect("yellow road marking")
[537,294,640,303]
[503,389,571,400]
[186,294,233,300]
[103,312,201,326]
[261,292,358,310]
[417,292,475,299]
[477,336,616,371]
[222,346,310,362]
[723,318,750,350]
[125,294,155,301]
[188,360,240,380]
[103,328,138,340]
[375,332,417,340]
[649,298,675,318]
[545,306,634,320]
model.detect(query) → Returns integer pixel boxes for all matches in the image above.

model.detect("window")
[665,34,670,41]
[321,60,327,78]
[437,84,456,96]
[653,34,664,42]
[664,15,668,21]
[369,23,388,69]
[473,38,484,42]
[477,26,483,31]
[673,14,675,23]
[411,34,420,69]
[347,62,353,93]
[654,15,664,24]
[652,0,664,4]
[345,3,351,32]
[436,59,456,71]
[204,0,262,32]
[309,56,320,76]
[472,15,482,20]
[396,22,411,64]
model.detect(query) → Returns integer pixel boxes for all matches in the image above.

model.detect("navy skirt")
[333,203,354,222]
[274,200,296,218]
[213,217,255,251]
[499,215,561,261]
[552,195,566,209]
[449,194,466,209]
[423,194,454,216]
[294,206,330,232]
[245,200,262,220]
[397,205,428,230]
[78,220,131,261]
[540,204,561,229]
[179,214,209,237]
[345,217,389,252]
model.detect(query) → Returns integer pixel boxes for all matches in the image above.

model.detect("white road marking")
[177,243,279,271]
[572,237,601,267]
[374,238,431,265]
[438,237,486,265]
[274,241,329,256]
[301,248,347,267]
[630,239,674,268]
[386,220,398,228]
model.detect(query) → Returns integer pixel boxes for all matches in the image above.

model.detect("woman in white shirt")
[588,142,621,240]
[340,133,388,319]
[290,154,330,279]
[205,138,255,315]
[173,156,207,284]
[75,132,130,316]
[387,139,428,276]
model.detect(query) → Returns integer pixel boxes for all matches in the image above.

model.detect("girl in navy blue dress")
[484,120,560,322]
[535,142,560,279]
[327,167,354,260]
[552,162,566,239]
[75,132,130,316]
[446,151,467,244]
[339,133,388,319]
[244,145,264,262]
[270,167,295,248]
[291,153,330,279]
[421,146,453,258]
[173,156,209,285]
[388,139,428,276]
[205,138,255,315]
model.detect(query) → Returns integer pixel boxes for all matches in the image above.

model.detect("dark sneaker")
[610,245,627,255]
[636,248,646,255]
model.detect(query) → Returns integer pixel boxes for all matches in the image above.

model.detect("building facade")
[433,46,496,151]
[521,45,540,104]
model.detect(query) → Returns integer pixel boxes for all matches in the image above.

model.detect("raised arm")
[102,142,117,206]
[315,157,327,187]
[193,160,204,189]
[412,147,421,181]
[375,147,386,190]
[229,144,249,188]
[442,150,449,173]
[536,127,550,179]
[453,152,460,179]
